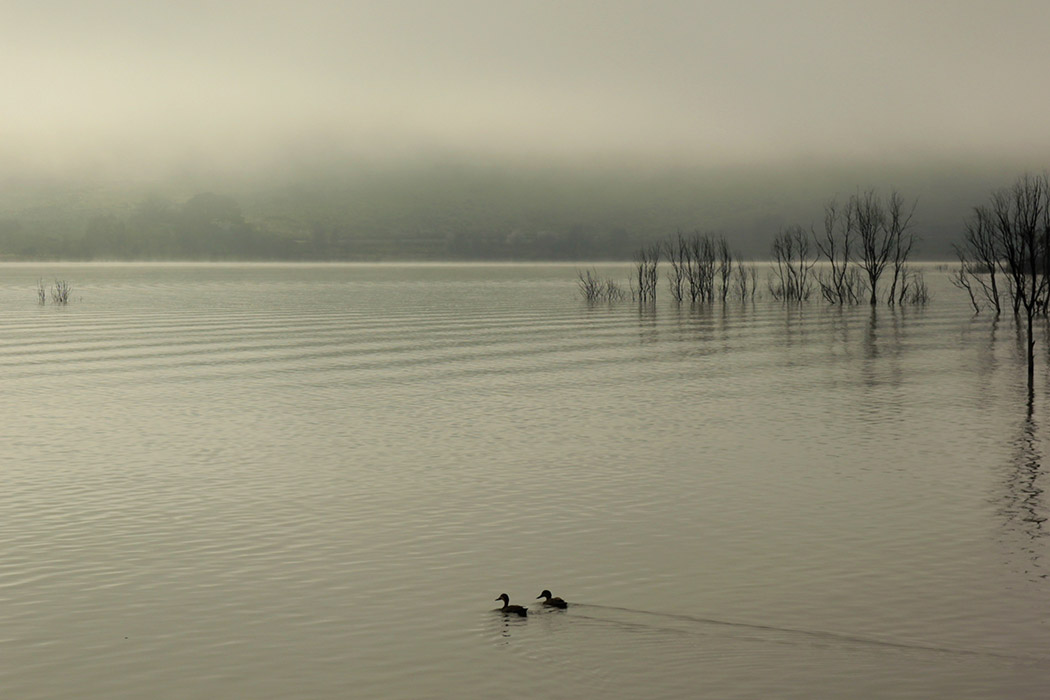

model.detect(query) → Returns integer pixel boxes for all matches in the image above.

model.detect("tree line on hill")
[0,190,641,261]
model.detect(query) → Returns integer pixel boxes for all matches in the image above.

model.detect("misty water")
[2,262,1049,699]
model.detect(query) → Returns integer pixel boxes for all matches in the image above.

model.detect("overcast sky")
[4,0,1050,175]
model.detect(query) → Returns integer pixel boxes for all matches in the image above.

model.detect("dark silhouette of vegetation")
[853,190,893,305]
[684,234,714,302]
[769,225,815,301]
[658,231,734,303]
[627,232,739,304]
[51,279,73,304]
[902,269,929,304]
[634,243,660,302]
[733,262,758,301]
[990,174,1049,388]
[664,232,689,302]
[806,190,922,306]
[950,261,981,313]
[0,190,646,262]
[951,172,1050,391]
[577,269,627,302]
[717,236,733,302]
[886,192,919,306]
[38,278,72,304]
[815,199,864,304]
[848,189,917,305]
[952,207,1001,313]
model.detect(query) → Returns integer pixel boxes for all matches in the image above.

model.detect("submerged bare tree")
[577,269,627,302]
[37,278,73,305]
[717,236,733,302]
[815,199,861,304]
[51,280,73,304]
[634,243,660,303]
[686,233,716,302]
[951,261,981,313]
[768,225,815,301]
[813,190,916,306]
[896,267,929,305]
[848,188,915,306]
[885,191,918,306]
[952,206,1003,314]
[987,173,1050,388]
[664,232,689,302]
[643,232,741,303]
[733,262,757,301]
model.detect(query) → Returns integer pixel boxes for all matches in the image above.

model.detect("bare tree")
[885,191,918,305]
[664,232,688,302]
[686,232,716,302]
[987,173,1050,389]
[647,231,740,303]
[577,269,627,302]
[952,206,1002,314]
[768,225,815,301]
[634,243,661,303]
[717,236,733,302]
[897,267,929,305]
[853,189,895,305]
[814,189,915,305]
[950,260,981,313]
[733,261,757,301]
[815,199,860,304]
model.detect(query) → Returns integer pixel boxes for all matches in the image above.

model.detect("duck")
[495,593,528,617]
[536,589,568,609]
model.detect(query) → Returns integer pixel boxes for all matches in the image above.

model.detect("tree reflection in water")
[1002,395,1049,582]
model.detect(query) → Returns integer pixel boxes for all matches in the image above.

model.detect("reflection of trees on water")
[964,312,1048,582]
[973,317,1000,398]
[860,307,904,390]
[1001,397,1048,582]
[636,304,659,344]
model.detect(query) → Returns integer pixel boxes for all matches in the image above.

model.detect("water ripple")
[1,264,1048,699]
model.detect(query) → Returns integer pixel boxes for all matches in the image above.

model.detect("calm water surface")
[1,263,1048,699]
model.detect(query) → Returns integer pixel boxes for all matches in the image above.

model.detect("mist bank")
[0,153,1037,261]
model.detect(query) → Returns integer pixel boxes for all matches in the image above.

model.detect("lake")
[1,262,1048,699]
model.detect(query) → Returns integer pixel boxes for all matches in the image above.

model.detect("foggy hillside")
[0,153,1032,261]
[5,3,1049,261]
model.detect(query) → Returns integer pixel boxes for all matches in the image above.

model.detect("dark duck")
[495,593,528,616]
[537,589,568,609]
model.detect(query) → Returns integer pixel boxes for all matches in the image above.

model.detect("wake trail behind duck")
[570,603,1048,665]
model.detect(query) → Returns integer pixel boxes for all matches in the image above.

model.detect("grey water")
[1,262,1048,699]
